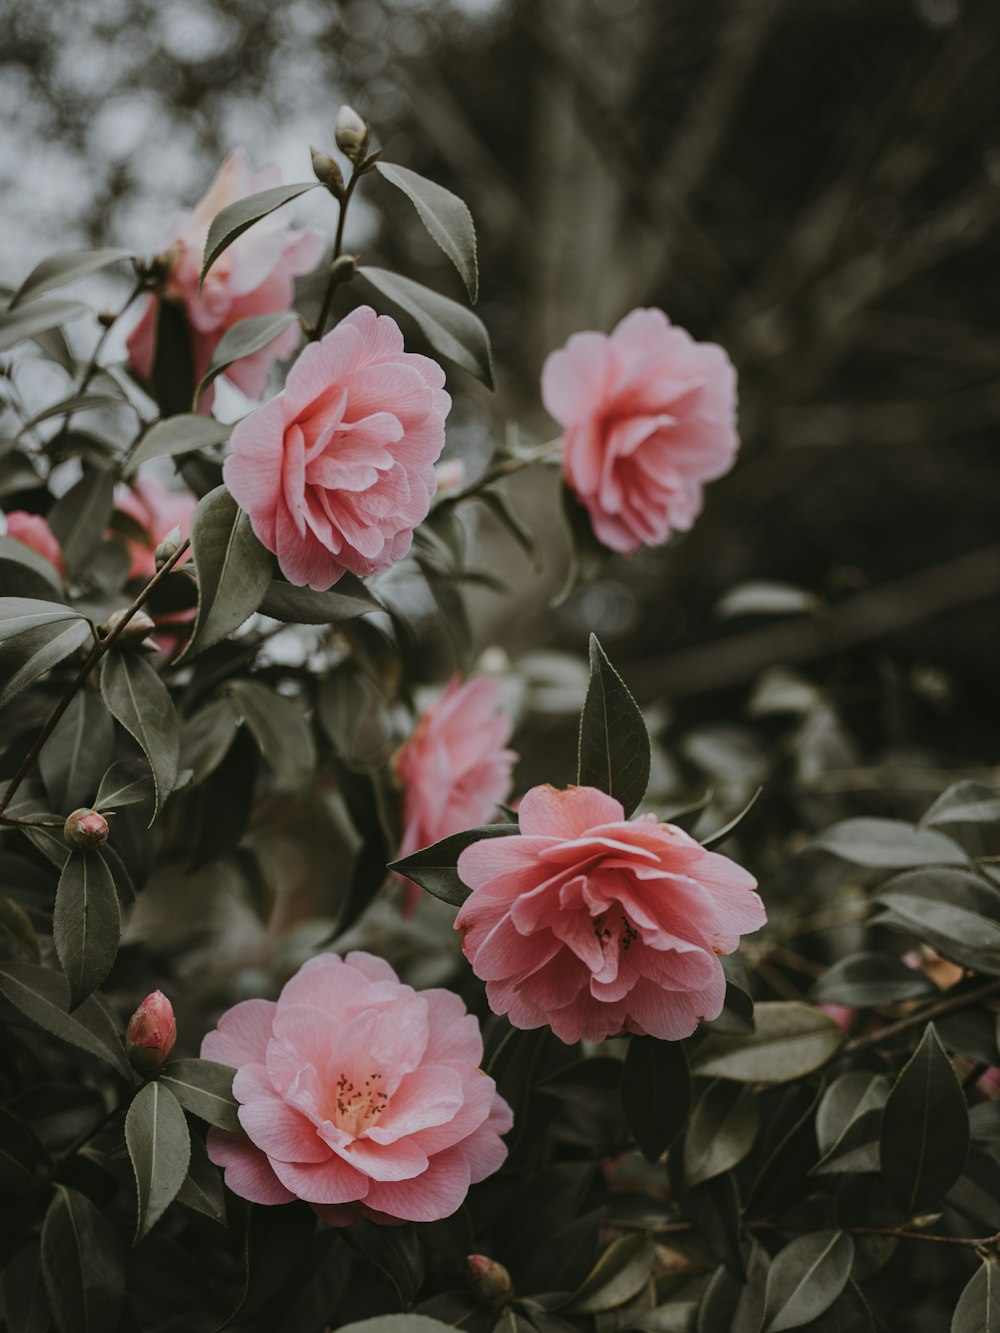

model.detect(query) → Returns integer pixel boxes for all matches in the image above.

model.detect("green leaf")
[567,1233,657,1314]
[100,650,180,817]
[226,679,316,787]
[358,266,495,388]
[474,489,540,570]
[259,572,380,624]
[20,393,131,434]
[376,162,479,301]
[0,597,85,642]
[10,248,135,308]
[200,181,319,290]
[700,786,763,849]
[0,617,92,708]
[620,1035,691,1163]
[193,311,300,405]
[48,468,116,571]
[811,952,934,1007]
[812,817,966,868]
[158,1058,240,1132]
[174,1131,227,1224]
[952,1262,1000,1333]
[0,962,130,1073]
[388,823,520,907]
[40,690,114,812]
[0,299,90,353]
[691,1002,844,1083]
[880,1023,969,1216]
[41,1186,125,1333]
[577,633,650,817]
[922,781,1000,828]
[94,760,154,811]
[179,698,241,787]
[815,1072,891,1159]
[182,485,274,658]
[683,1080,760,1186]
[764,1231,854,1331]
[125,1080,191,1242]
[125,413,231,475]
[0,534,63,599]
[874,887,1000,966]
[53,850,121,1009]
[871,869,1000,974]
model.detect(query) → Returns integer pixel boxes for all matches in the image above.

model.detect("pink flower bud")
[63,808,109,850]
[126,990,176,1075]
[434,459,466,495]
[466,1255,513,1305]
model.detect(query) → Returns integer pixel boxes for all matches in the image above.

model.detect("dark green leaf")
[100,650,180,817]
[815,1073,890,1158]
[567,1233,657,1313]
[731,1241,770,1333]
[48,468,116,571]
[159,1058,240,1132]
[0,597,85,642]
[259,573,379,624]
[813,818,966,868]
[875,886,1000,962]
[388,823,519,907]
[183,485,274,658]
[697,1266,742,1333]
[0,534,62,597]
[952,1261,1000,1332]
[700,787,763,849]
[0,299,90,353]
[0,960,129,1073]
[53,850,121,1008]
[376,161,478,301]
[346,1222,425,1311]
[620,1035,691,1163]
[358,266,495,388]
[10,248,134,308]
[179,698,241,787]
[692,1002,844,1083]
[577,633,650,817]
[880,1023,969,1216]
[922,780,1000,828]
[871,869,1000,974]
[125,413,231,475]
[200,182,318,289]
[194,311,300,404]
[764,1231,854,1331]
[20,392,130,434]
[94,760,154,811]
[125,1080,191,1241]
[174,1131,227,1224]
[41,1186,125,1333]
[684,1080,760,1186]
[0,617,92,708]
[227,679,315,787]
[40,689,114,812]
[0,894,40,962]
[812,952,934,1007]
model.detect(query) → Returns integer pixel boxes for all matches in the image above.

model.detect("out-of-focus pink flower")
[434,459,466,494]
[455,784,765,1045]
[126,150,325,412]
[819,1003,856,1034]
[6,511,64,576]
[224,306,450,590]
[201,951,512,1224]
[127,990,177,1075]
[115,480,196,581]
[541,308,739,555]
[394,677,517,916]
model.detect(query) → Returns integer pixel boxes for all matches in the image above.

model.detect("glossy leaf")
[0,617,92,708]
[684,1080,760,1186]
[764,1231,854,1331]
[200,181,318,289]
[0,597,85,643]
[812,952,933,1007]
[567,1233,657,1314]
[94,760,154,811]
[812,817,966,868]
[880,1023,969,1216]
[874,883,1000,965]
[0,961,129,1073]
[952,1262,1000,1332]
[227,679,316,787]
[174,1132,227,1224]
[388,823,520,906]
[259,573,380,623]
[125,1080,191,1241]
[0,299,90,353]
[159,1058,240,1132]
[10,248,134,308]
[41,1186,125,1333]
[0,534,63,599]
[53,850,121,1008]
[193,311,299,404]
[620,1035,691,1163]
[125,413,231,474]
[183,485,274,658]
[358,266,495,388]
[40,690,114,812]
[100,650,180,817]
[577,633,650,817]
[376,161,478,301]
[692,1002,844,1083]
[48,467,116,571]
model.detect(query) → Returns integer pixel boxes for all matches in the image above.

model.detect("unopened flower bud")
[466,1255,513,1305]
[126,990,177,1075]
[329,254,358,285]
[155,526,184,571]
[311,146,344,196]
[148,242,182,288]
[97,309,116,329]
[64,807,110,850]
[434,459,466,495]
[334,105,371,162]
[100,609,157,645]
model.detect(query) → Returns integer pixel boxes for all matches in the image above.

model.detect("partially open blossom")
[115,480,196,581]
[455,785,765,1045]
[127,990,177,1075]
[126,150,325,412]
[395,676,517,916]
[202,952,512,1224]
[5,512,64,575]
[542,308,739,555]
[224,306,450,590]
[63,808,109,850]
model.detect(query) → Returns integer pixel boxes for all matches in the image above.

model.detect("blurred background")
[3,0,999,1017]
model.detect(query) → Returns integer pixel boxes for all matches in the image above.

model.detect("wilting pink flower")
[127,990,177,1074]
[201,951,512,1224]
[6,512,64,575]
[455,785,765,1044]
[127,150,324,411]
[541,308,739,555]
[395,677,517,916]
[224,306,450,590]
[115,480,197,581]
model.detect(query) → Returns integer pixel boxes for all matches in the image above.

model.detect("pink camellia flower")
[541,308,739,555]
[127,150,325,411]
[201,951,512,1225]
[223,306,450,590]
[126,990,177,1075]
[395,676,517,916]
[455,784,765,1044]
[115,479,196,580]
[5,512,64,576]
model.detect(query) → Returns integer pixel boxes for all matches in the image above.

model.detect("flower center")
[331,1070,388,1137]
[593,913,640,952]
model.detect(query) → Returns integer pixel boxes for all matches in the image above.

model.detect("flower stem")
[842,974,1000,1056]
[311,171,361,342]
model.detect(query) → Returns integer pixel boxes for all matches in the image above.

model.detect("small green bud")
[100,609,157,646]
[330,254,358,285]
[334,105,371,162]
[310,146,344,196]
[154,525,184,571]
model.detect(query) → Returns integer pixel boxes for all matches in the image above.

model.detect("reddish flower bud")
[466,1255,513,1305]
[126,990,176,1075]
[63,807,109,850]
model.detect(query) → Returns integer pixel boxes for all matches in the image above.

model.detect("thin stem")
[752,1218,1000,1250]
[842,975,1000,1056]
[311,172,361,341]
[53,281,144,448]
[437,439,563,510]
[0,537,191,817]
